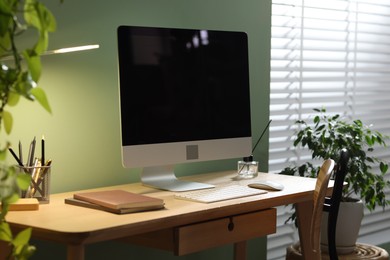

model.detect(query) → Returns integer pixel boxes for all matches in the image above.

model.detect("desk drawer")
[174,208,276,255]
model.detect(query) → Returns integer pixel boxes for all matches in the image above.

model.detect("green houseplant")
[0,0,56,258]
[280,107,390,252]
[280,107,389,210]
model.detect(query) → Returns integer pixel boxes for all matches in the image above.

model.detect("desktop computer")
[117,25,252,191]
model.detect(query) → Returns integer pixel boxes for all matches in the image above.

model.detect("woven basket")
[286,242,389,260]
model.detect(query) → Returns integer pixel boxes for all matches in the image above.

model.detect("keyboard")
[174,184,267,203]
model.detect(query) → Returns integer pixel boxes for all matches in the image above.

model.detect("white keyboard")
[174,184,267,203]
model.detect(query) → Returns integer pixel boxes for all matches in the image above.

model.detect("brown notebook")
[73,189,164,210]
[64,198,164,214]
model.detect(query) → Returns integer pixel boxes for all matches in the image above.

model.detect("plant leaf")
[0,149,7,161]
[380,162,389,174]
[7,92,20,107]
[0,222,12,242]
[4,193,19,205]
[16,174,31,191]
[22,50,42,82]
[0,31,11,57]
[24,0,56,54]
[12,228,32,248]
[24,1,56,32]
[12,228,36,258]
[35,31,49,55]
[14,72,35,101]
[30,87,52,113]
[2,110,13,134]
[0,2,12,37]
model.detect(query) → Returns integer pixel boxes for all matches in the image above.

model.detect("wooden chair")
[323,150,389,260]
[311,158,336,257]
[285,158,336,260]
[323,149,349,259]
[286,149,389,260]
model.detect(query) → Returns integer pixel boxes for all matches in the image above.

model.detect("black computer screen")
[117,25,251,146]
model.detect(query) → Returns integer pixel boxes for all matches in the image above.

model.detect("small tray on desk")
[6,198,39,211]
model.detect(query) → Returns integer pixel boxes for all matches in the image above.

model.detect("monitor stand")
[141,166,215,192]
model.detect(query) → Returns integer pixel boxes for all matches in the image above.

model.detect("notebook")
[65,197,164,214]
[73,189,164,210]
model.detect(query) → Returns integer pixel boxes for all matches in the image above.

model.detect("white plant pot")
[320,200,364,254]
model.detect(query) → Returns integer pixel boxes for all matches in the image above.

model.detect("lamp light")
[0,44,100,61]
[49,44,100,54]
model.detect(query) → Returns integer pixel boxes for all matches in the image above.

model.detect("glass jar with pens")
[9,136,52,203]
[17,161,52,203]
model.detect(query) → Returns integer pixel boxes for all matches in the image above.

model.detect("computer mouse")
[248,180,284,191]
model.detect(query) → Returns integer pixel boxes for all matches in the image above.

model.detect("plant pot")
[320,199,364,254]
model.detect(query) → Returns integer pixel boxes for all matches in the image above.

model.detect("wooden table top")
[6,171,318,245]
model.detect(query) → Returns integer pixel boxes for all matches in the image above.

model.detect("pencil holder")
[17,165,51,204]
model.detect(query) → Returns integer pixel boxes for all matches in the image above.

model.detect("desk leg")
[295,200,320,260]
[234,241,247,260]
[67,244,85,260]
[0,240,12,259]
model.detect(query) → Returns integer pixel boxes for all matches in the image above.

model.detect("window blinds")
[269,0,390,259]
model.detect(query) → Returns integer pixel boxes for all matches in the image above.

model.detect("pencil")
[8,147,24,166]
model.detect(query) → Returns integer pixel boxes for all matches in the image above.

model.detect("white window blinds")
[269,0,390,259]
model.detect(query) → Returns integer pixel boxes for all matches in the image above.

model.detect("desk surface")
[6,171,317,246]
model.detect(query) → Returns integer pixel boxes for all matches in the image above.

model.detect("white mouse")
[248,180,284,191]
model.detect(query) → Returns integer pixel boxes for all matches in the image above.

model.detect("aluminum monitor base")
[141,166,215,192]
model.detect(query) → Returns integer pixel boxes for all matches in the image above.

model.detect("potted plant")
[0,0,56,258]
[280,107,390,253]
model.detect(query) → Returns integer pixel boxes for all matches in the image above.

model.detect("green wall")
[7,0,271,259]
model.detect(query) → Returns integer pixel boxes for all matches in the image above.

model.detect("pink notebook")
[73,189,164,210]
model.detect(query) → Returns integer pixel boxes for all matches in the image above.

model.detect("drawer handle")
[228,217,234,231]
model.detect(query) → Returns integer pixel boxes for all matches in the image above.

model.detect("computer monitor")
[117,25,252,191]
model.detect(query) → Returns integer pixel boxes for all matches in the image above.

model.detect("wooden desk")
[4,171,320,260]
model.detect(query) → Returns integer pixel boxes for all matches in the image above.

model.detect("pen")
[41,135,45,164]
[19,140,23,165]
[8,147,24,166]
[40,159,52,177]
[27,136,36,166]
[27,158,41,197]
[32,159,52,197]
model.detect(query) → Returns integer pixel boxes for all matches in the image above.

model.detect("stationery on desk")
[65,189,165,214]
[64,198,164,214]
[8,135,52,203]
[9,135,49,167]
[8,146,23,166]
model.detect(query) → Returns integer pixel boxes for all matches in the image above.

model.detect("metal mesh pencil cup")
[18,165,51,204]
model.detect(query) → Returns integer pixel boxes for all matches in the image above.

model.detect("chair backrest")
[326,149,350,260]
[310,159,335,254]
